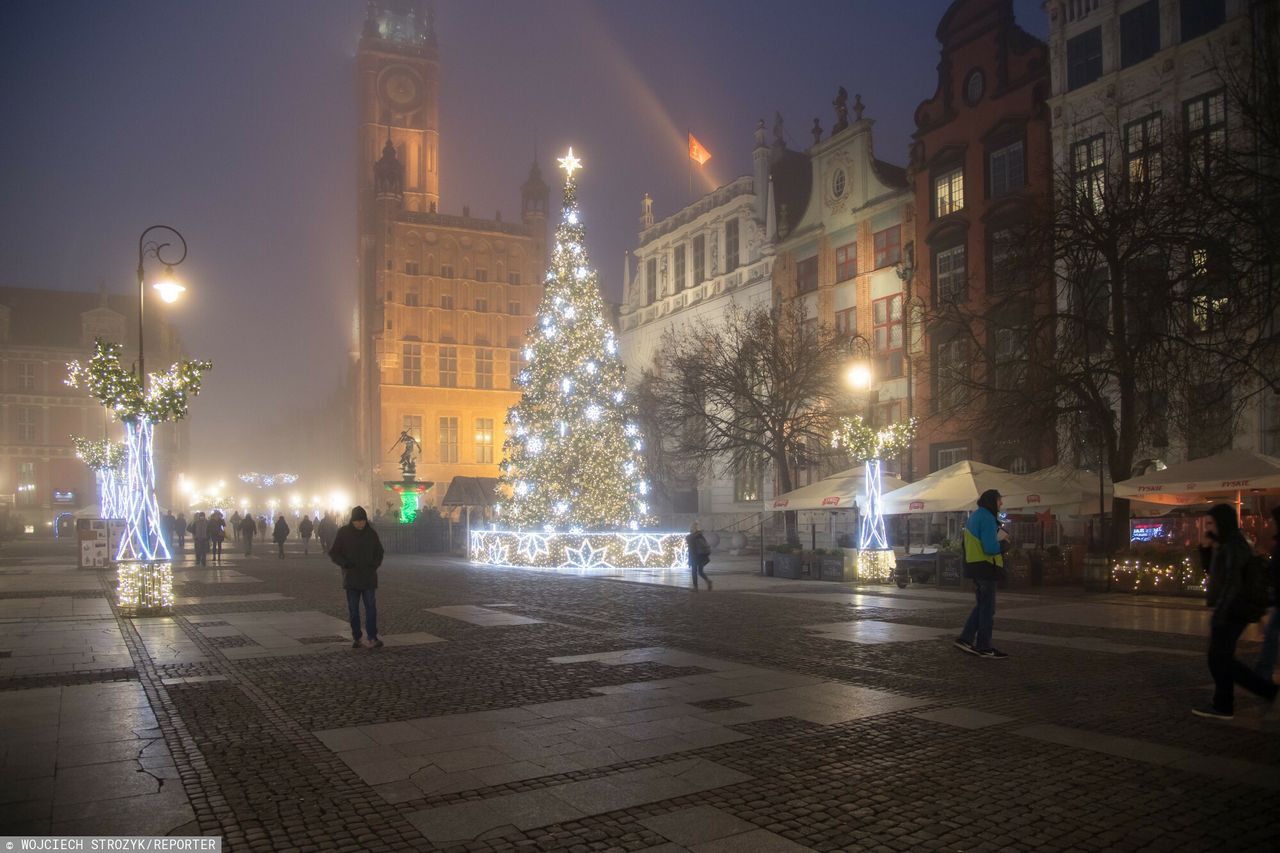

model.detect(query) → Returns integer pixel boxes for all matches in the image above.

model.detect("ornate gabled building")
[619,123,776,520]
[770,101,915,482]
[355,0,549,508]
[910,0,1054,476]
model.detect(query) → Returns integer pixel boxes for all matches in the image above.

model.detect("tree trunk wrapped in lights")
[67,340,211,564]
[832,415,916,579]
[71,436,127,519]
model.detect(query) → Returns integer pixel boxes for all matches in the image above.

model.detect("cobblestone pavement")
[2,539,1278,851]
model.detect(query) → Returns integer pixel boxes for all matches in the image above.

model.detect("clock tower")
[357,0,439,214]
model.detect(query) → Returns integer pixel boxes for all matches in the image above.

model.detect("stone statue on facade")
[833,86,849,133]
[811,118,823,145]
[853,93,865,121]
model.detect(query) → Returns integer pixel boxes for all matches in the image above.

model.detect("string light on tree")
[831,415,916,578]
[481,147,682,569]
[71,436,127,519]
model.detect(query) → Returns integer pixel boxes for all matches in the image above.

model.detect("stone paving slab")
[0,616,130,676]
[427,604,545,626]
[803,620,951,645]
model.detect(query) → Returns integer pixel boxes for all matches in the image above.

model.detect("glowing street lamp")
[152,265,186,304]
[845,361,873,391]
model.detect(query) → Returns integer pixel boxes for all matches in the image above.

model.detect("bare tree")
[929,112,1277,550]
[638,302,849,544]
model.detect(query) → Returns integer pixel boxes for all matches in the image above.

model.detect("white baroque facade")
[619,128,776,524]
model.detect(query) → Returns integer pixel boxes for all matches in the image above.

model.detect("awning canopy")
[1113,448,1280,506]
[1021,466,1169,517]
[765,465,908,512]
[881,460,1080,514]
[441,477,499,508]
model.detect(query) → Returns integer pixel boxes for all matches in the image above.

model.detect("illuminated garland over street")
[832,416,916,555]
[71,435,127,518]
[67,339,211,561]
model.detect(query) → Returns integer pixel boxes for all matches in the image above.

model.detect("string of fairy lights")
[831,416,916,552]
[71,436,128,519]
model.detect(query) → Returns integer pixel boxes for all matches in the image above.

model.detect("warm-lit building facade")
[0,287,188,532]
[910,0,1054,475]
[354,1,548,508]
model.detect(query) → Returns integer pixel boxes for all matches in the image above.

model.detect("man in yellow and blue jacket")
[954,489,1009,659]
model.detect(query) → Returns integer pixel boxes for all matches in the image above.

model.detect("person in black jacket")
[329,506,385,649]
[685,522,712,591]
[272,515,290,559]
[1254,505,1280,679]
[1193,504,1278,720]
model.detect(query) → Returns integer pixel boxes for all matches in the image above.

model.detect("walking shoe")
[351,640,362,649]
[1191,706,1234,720]
[974,648,1009,659]
[953,638,979,655]
[705,579,713,590]
[371,638,384,649]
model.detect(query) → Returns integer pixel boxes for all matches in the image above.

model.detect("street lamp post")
[136,225,188,382]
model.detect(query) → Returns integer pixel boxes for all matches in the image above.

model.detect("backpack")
[1234,554,1274,624]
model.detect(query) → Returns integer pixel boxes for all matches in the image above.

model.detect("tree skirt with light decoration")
[470,529,687,570]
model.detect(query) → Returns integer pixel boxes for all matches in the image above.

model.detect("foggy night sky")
[0,0,1046,465]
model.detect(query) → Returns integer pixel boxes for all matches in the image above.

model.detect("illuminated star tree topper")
[497,148,653,531]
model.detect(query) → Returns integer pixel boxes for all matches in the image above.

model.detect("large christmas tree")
[497,149,652,531]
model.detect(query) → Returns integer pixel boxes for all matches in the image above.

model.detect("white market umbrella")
[881,460,1079,515]
[1113,448,1280,506]
[1022,466,1170,517]
[766,465,908,512]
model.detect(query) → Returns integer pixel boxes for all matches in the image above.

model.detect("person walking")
[161,511,176,553]
[319,513,337,554]
[240,513,257,557]
[1254,506,1280,680]
[189,511,209,567]
[209,510,226,566]
[1194,503,1278,719]
[686,522,713,591]
[328,506,384,649]
[299,515,314,555]
[272,515,290,559]
[230,510,242,544]
[954,489,1010,659]
[175,512,188,555]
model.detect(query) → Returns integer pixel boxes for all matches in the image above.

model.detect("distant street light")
[845,361,873,391]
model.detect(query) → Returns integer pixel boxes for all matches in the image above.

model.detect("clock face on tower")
[378,65,423,112]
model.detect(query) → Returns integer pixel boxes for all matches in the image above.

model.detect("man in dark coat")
[239,513,257,557]
[685,522,712,591]
[299,515,314,555]
[272,515,290,559]
[329,506,385,649]
[1194,503,1278,719]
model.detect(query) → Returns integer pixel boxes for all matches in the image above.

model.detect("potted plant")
[768,542,802,579]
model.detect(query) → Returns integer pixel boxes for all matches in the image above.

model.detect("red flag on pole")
[688,133,712,166]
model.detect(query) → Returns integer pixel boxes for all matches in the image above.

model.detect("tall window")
[475,347,493,389]
[935,244,967,303]
[1071,135,1106,211]
[1189,246,1229,333]
[438,346,458,387]
[507,300,520,315]
[438,417,459,463]
[989,140,1025,197]
[474,418,495,464]
[835,242,857,282]
[933,167,965,217]
[509,350,523,389]
[508,272,521,286]
[733,462,763,503]
[673,245,686,292]
[475,268,488,283]
[401,342,422,385]
[440,293,454,309]
[834,307,856,338]
[724,219,740,272]
[873,226,901,268]
[404,261,420,275]
[1180,0,1225,42]
[441,264,455,278]
[1185,90,1226,177]
[1263,392,1280,456]
[933,442,970,472]
[989,229,1016,292]
[404,291,420,307]
[1124,114,1162,183]
[933,336,969,413]
[475,297,488,312]
[1187,384,1232,459]
[1067,27,1103,90]
[645,258,658,303]
[402,415,422,444]
[872,294,904,379]
[1121,0,1161,68]
[992,327,1026,389]
[692,235,705,285]
[17,362,35,391]
[17,407,35,442]
[796,256,818,294]
[17,461,36,507]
